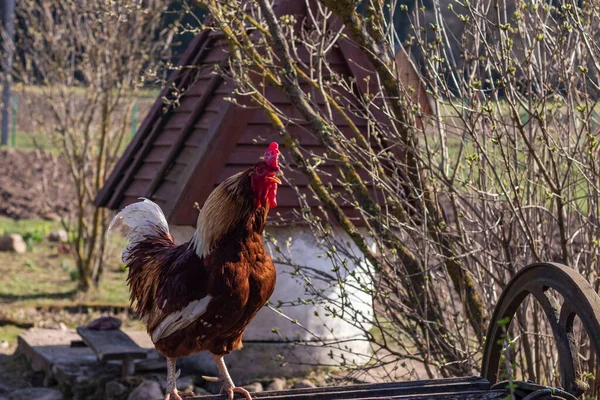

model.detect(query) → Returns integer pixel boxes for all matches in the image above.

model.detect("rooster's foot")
[164,389,195,400]
[224,386,252,400]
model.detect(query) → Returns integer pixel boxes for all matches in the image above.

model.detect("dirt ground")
[0,149,73,220]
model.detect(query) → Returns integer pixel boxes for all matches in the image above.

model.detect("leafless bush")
[196,0,600,392]
[10,0,176,291]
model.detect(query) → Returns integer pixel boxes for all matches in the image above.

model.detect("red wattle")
[267,185,278,208]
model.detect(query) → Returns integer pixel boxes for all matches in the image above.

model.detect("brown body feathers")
[123,168,276,358]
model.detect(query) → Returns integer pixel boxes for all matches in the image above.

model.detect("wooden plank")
[225,144,322,165]
[17,328,96,383]
[216,165,349,187]
[152,180,179,203]
[239,124,375,147]
[163,162,189,183]
[261,83,327,105]
[295,45,347,66]
[185,128,208,148]
[154,128,184,146]
[178,80,210,99]
[238,124,319,146]
[145,144,173,163]
[203,41,232,63]
[76,327,147,362]
[169,102,255,225]
[134,162,163,180]
[247,103,367,127]
[204,96,229,112]
[163,111,193,130]
[145,73,224,199]
[193,109,222,130]
[185,377,506,400]
[189,390,506,400]
[124,178,152,198]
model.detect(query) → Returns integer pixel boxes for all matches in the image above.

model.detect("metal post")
[131,102,138,138]
[1,0,16,146]
[10,94,17,147]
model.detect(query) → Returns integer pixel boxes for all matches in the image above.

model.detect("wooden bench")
[76,327,148,377]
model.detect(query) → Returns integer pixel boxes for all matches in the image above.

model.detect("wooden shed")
[94,0,431,227]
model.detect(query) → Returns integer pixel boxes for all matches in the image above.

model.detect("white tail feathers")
[108,198,170,264]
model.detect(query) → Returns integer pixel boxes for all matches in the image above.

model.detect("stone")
[17,328,97,386]
[127,381,163,400]
[157,375,194,393]
[293,379,316,389]
[242,382,263,393]
[43,213,61,222]
[202,380,222,395]
[47,230,68,243]
[176,375,195,392]
[194,387,210,396]
[265,378,287,391]
[0,234,26,253]
[135,359,165,373]
[8,388,63,400]
[105,380,127,398]
[86,316,122,330]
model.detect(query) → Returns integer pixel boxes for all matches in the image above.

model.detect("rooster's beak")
[266,175,281,185]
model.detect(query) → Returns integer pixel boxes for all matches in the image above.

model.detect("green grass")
[9,130,56,153]
[0,216,132,307]
[15,83,161,99]
[0,325,25,349]
[2,84,158,153]
[0,223,135,351]
[0,242,130,307]
[0,216,60,237]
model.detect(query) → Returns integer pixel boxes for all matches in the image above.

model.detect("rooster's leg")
[164,358,194,400]
[211,353,252,400]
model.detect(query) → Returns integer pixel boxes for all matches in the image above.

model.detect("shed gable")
[96,1,431,227]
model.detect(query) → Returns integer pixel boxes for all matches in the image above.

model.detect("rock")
[127,381,163,400]
[266,377,287,391]
[135,359,166,372]
[202,380,222,394]
[194,387,210,396]
[8,388,63,400]
[293,379,316,389]
[157,375,194,393]
[176,376,195,392]
[47,230,68,243]
[0,234,26,253]
[43,213,61,222]
[242,382,263,393]
[86,316,121,330]
[0,341,9,350]
[105,380,127,398]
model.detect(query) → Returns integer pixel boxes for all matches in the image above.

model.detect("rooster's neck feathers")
[193,170,268,258]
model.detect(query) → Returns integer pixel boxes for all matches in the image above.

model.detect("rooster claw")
[164,389,195,400]
[202,375,221,383]
[226,386,252,400]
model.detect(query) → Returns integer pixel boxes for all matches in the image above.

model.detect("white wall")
[170,224,374,378]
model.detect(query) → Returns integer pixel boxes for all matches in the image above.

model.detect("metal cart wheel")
[481,262,600,398]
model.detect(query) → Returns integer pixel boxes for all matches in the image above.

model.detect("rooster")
[109,143,281,400]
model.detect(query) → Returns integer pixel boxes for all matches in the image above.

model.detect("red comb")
[263,142,280,170]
